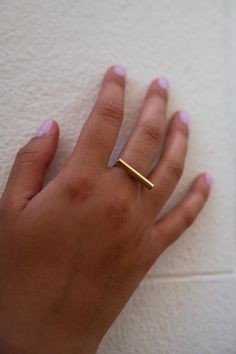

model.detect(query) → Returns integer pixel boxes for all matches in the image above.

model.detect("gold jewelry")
[113,158,154,190]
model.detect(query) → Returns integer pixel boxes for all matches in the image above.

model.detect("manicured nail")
[157,77,169,91]
[36,119,54,137]
[179,110,189,125]
[204,173,213,186]
[113,65,126,77]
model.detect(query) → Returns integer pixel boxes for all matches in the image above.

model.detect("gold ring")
[113,158,154,190]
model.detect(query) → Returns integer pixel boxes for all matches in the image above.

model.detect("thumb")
[1,118,59,212]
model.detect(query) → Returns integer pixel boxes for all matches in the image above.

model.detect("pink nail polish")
[157,77,169,91]
[36,119,54,137]
[113,65,126,77]
[204,173,213,186]
[179,110,189,125]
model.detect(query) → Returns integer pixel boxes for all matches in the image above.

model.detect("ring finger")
[143,110,190,214]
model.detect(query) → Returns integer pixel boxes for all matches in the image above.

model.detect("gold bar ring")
[113,158,154,190]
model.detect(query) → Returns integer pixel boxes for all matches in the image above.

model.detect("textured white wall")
[0,1,235,353]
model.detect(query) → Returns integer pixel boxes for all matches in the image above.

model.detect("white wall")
[0,1,235,353]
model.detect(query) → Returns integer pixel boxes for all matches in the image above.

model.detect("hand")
[0,66,212,354]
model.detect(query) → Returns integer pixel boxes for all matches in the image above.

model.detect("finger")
[1,119,59,212]
[151,173,212,254]
[118,77,168,176]
[143,110,189,212]
[67,66,125,171]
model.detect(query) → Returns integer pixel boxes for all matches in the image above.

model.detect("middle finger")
[117,78,169,177]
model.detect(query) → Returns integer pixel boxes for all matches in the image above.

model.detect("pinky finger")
[152,173,213,253]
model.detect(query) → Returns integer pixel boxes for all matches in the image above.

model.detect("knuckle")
[166,159,184,179]
[142,124,162,144]
[98,100,123,124]
[64,172,95,203]
[16,145,46,168]
[106,192,131,228]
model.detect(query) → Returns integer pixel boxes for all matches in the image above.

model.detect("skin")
[0,66,212,354]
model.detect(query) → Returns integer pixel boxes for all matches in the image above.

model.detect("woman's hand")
[0,66,212,354]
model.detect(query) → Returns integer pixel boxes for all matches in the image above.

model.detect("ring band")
[113,158,154,190]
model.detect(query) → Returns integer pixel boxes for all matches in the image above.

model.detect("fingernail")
[204,173,213,186]
[157,77,169,91]
[113,65,126,77]
[179,110,190,125]
[36,119,54,137]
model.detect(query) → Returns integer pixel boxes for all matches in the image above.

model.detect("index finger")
[68,66,126,170]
